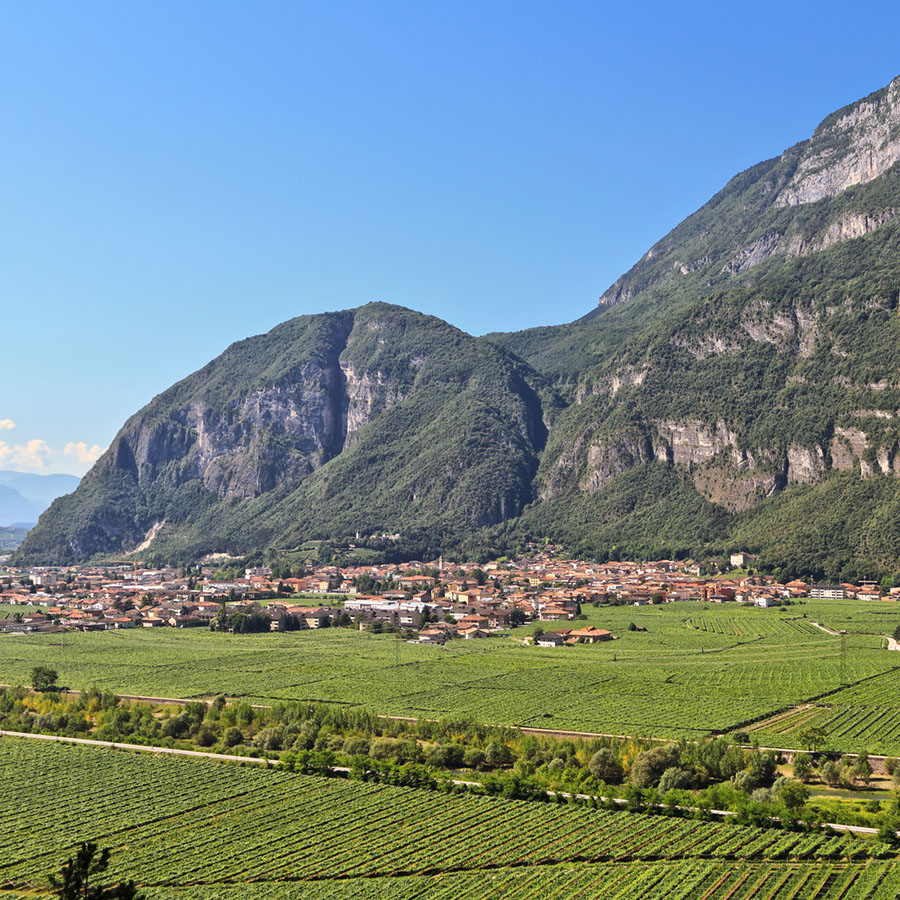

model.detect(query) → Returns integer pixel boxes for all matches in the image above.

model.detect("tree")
[588,748,623,784]
[484,740,512,769]
[49,842,144,899]
[31,666,59,692]
[629,745,678,788]
[854,751,873,786]
[775,777,809,813]
[657,766,692,793]
[821,759,841,786]
[509,608,527,626]
[797,726,827,752]
[792,752,813,783]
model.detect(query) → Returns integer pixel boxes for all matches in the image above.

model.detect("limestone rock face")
[723,232,781,274]
[830,427,871,476]
[653,420,740,467]
[582,77,900,325]
[342,363,409,449]
[16,302,554,563]
[692,466,777,514]
[115,360,348,502]
[777,78,900,207]
[787,445,826,484]
[578,432,654,494]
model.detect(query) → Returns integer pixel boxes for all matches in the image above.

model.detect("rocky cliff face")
[513,77,900,539]
[777,78,900,207]
[16,303,554,564]
[18,75,900,573]
[589,76,900,322]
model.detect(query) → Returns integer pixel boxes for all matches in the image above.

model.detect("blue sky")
[3,0,900,475]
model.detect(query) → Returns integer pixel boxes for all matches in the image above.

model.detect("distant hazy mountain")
[0,471,79,527]
[0,526,30,552]
[17,74,900,579]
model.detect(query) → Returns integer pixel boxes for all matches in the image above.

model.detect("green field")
[0,604,43,619]
[7,862,900,900]
[1,737,895,900]
[800,598,900,637]
[752,668,900,755]
[0,601,897,748]
[730,599,900,754]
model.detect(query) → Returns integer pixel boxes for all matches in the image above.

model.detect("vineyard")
[684,615,824,637]
[798,599,900,639]
[5,860,900,899]
[0,604,41,620]
[750,668,900,754]
[0,738,896,900]
[0,601,895,741]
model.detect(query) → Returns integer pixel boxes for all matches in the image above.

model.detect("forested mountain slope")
[16,304,558,564]
[485,74,900,578]
[17,75,900,578]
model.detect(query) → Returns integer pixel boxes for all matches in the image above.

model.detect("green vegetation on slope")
[16,304,559,565]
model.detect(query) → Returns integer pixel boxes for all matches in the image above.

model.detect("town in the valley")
[1,547,893,642]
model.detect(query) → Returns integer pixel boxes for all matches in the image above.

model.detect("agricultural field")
[0,604,42,619]
[0,737,895,900]
[799,599,900,639]
[5,862,900,900]
[751,667,900,755]
[0,602,896,744]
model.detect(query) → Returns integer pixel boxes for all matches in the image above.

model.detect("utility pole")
[840,632,847,685]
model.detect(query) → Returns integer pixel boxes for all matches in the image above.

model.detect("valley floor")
[1,599,899,754]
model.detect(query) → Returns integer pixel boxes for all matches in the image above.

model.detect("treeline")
[6,686,900,837]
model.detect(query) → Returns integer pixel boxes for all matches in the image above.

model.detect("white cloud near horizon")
[0,438,55,472]
[0,437,106,475]
[0,419,15,431]
[63,441,105,466]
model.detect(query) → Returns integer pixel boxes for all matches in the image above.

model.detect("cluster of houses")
[0,551,896,641]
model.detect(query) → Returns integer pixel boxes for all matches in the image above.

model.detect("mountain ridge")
[16,303,558,564]
[17,74,900,579]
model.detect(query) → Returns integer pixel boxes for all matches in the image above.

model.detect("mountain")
[0,486,41,526]
[505,76,900,578]
[0,471,79,526]
[15,304,558,564]
[16,75,900,579]
[0,526,30,553]
[490,77,900,383]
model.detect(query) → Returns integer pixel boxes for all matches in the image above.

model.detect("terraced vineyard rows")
[4,860,900,899]
[0,738,890,898]
[750,668,900,754]
[684,616,823,637]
